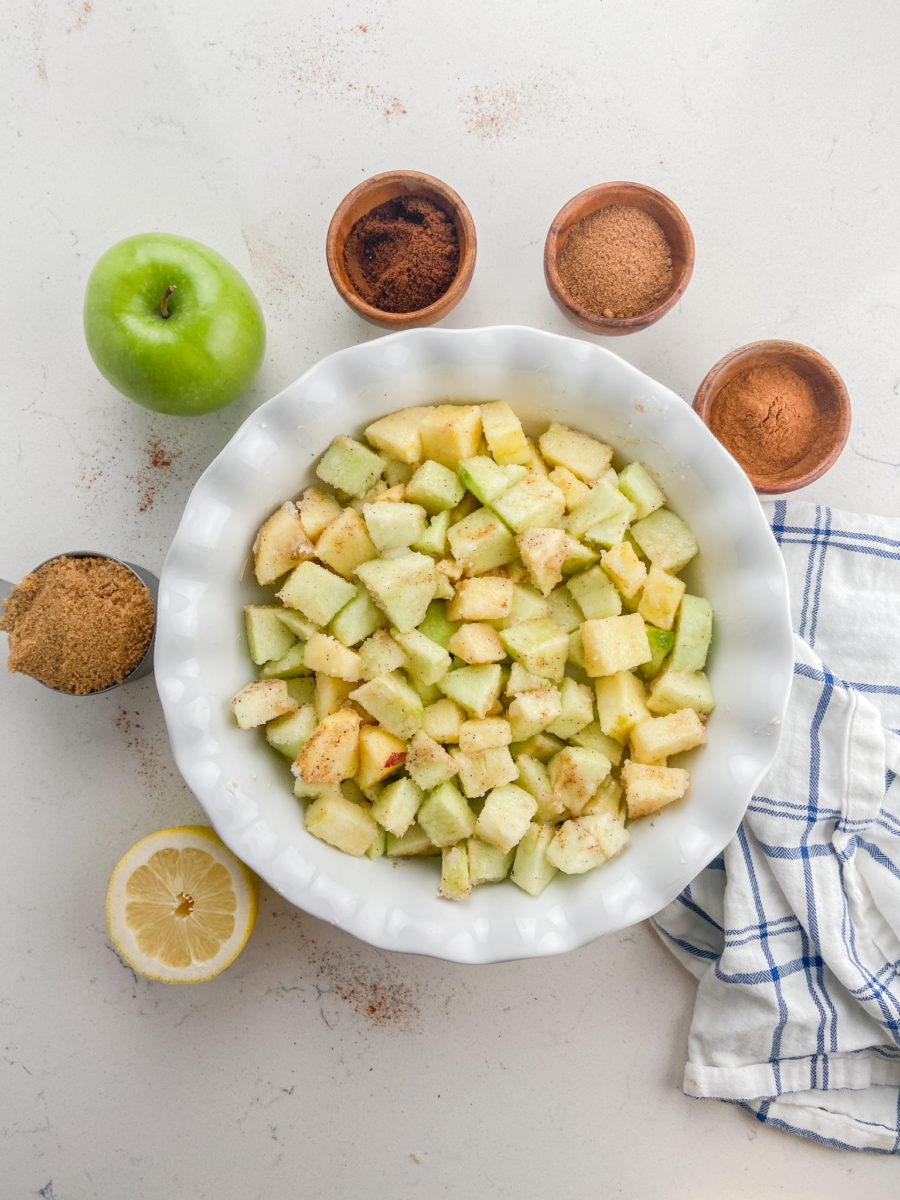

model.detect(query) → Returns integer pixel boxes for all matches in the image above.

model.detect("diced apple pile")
[230,401,715,900]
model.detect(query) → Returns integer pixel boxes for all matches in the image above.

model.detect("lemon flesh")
[107,825,259,983]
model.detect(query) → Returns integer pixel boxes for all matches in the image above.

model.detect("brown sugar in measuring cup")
[0,553,158,694]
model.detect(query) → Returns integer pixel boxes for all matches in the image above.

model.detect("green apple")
[83,232,266,415]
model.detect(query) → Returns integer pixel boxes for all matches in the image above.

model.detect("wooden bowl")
[693,340,851,494]
[544,181,694,335]
[326,170,477,330]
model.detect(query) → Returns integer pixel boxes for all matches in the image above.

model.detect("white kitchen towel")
[652,500,900,1153]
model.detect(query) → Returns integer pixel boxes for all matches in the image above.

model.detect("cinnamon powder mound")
[709,363,827,477]
[558,204,673,319]
[0,556,154,694]
[343,193,460,314]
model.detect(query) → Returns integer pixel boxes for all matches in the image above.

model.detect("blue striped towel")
[652,500,900,1153]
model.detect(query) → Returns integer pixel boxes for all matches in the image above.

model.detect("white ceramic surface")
[155,325,793,963]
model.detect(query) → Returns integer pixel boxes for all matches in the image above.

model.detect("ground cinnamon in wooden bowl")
[0,554,156,694]
[544,181,694,335]
[326,170,476,330]
[693,340,851,494]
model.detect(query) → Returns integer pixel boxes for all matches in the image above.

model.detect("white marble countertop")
[3,2,899,1196]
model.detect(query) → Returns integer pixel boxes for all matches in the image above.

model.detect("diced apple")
[594,670,650,741]
[629,508,698,574]
[405,730,459,791]
[548,466,591,511]
[302,633,364,682]
[390,628,452,686]
[298,486,343,540]
[253,501,315,585]
[467,837,515,886]
[477,399,530,464]
[617,461,665,519]
[329,589,385,647]
[510,823,558,895]
[447,507,518,575]
[305,790,377,857]
[447,576,514,621]
[438,844,472,900]
[447,622,505,664]
[567,566,622,620]
[492,474,566,533]
[669,595,713,671]
[350,671,424,739]
[292,708,361,785]
[356,725,408,790]
[316,434,385,498]
[646,668,715,716]
[600,541,647,603]
[362,501,428,553]
[621,759,690,819]
[371,775,423,837]
[356,552,438,632]
[506,687,563,741]
[546,677,594,740]
[314,674,356,719]
[570,720,624,764]
[357,628,407,679]
[315,507,378,578]
[474,784,537,852]
[231,678,297,729]
[458,455,528,505]
[413,509,452,556]
[580,613,652,677]
[459,717,512,753]
[422,698,465,743]
[538,422,613,482]
[438,663,503,718]
[500,618,568,680]
[277,561,357,626]
[629,708,707,762]
[364,406,433,464]
[549,746,611,816]
[417,780,476,846]
[451,745,519,798]
[419,405,483,468]
[244,604,297,666]
[505,662,553,696]
[265,703,318,760]
[405,459,465,513]
[515,753,564,822]
[385,824,439,857]
[516,527,570,596]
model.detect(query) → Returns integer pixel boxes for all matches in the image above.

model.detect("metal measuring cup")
[0,551,159,694]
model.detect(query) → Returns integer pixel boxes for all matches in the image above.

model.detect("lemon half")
[107,825,259,984]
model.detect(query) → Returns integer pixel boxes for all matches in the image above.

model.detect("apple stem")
[160,285,177,318]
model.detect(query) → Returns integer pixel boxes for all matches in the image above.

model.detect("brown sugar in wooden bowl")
[326,170,477,330]
[544,181,695,335]
[693,340,851,494]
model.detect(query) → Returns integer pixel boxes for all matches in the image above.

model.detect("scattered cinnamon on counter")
[0,555,154,694]
[558,204,673,319]
[708,363,830,477]
[343,193,460,313]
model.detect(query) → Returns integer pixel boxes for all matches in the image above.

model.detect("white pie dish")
[154,325,793,964]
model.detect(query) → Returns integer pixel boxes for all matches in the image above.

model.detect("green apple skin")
[83,233,266,416]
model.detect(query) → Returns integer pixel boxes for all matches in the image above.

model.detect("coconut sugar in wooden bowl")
[544,181,694,335]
